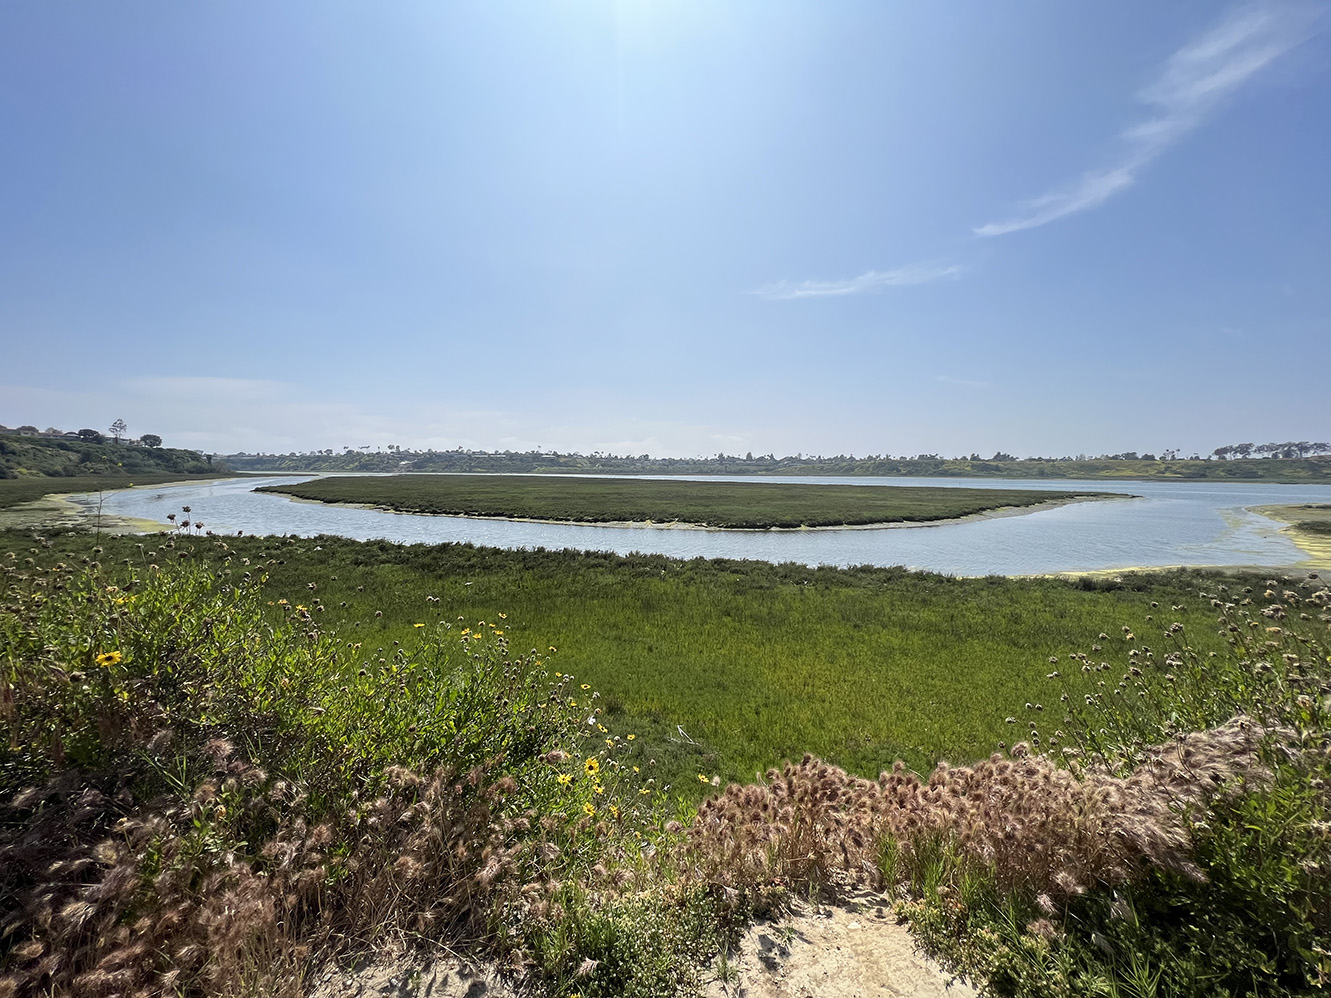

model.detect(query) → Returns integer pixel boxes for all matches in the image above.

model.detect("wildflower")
[581,684,591,690]
[494,629,503,636]
[632,766,640,773]
[639,787,650,795]
[605,738,614,748]
[95,651,122,667]
[414,623,425,628]
[582,803,595,817]
[594,784,605,795]
[584,758,600,776]
[627,734,635,741]
[557,773,572,786]
[499,612,507,618]
[698,774,709,783]
[609,805,621,819]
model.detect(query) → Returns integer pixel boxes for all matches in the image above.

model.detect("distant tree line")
[1211,441,1330,460]
[0,421,163,448]
[222,442,1331,481]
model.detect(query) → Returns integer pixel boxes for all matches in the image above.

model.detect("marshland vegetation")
[2,521,1329,996]
[257,474,1105,530]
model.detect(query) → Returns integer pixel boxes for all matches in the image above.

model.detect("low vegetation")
[258,474,1103,529]
[225,446,1331,482]
[0,435,222,482]
[2,522,1328,996]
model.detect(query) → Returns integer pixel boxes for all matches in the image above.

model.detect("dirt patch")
[308,949,519,998]
[305,892,973,998]
[704,892,975,998]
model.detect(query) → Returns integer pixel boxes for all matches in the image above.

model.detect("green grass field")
[0,528,1235,794]
[5,526,1324,996]
[258,473,1109,529]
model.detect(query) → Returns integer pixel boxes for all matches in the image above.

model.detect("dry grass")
[686,715,1273,905]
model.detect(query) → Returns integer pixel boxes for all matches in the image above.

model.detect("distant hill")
[0,430,220,479]
[222,447,1331,482]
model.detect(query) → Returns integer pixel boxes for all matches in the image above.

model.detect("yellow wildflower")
[698,774,709,783]
[584,758,599,776]
[95,651,122,667]
[557,773,573,786]
[413,623,425,628]
[594,784,605,795]
[627,734,635,741]
[581,684,590,690]
[582,803,595,817]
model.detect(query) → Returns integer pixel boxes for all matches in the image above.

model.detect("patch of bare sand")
[704,892,975,998]
[308,949,518,998]
[306,892,973,998]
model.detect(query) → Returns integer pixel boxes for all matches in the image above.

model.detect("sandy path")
[704,893,975,998]
[308,893,974,998]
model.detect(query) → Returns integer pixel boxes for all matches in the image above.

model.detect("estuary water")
[70,475,1331,577]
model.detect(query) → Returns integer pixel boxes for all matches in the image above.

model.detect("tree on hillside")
[141,433,162,448]
[77,428,103,442]
[109,418,128,443]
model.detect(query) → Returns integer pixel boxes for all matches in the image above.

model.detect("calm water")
[72,474,1331,576]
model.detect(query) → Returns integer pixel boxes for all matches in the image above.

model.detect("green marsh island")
[258,473,1112,529]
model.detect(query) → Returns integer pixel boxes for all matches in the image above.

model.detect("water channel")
[70,474,1331,577]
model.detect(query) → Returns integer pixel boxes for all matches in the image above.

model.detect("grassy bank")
[2,526,1331,995]
[0,529,1233,792]
[3,526,1328,996]
[258,474,1106,529]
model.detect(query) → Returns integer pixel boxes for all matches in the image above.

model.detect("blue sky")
[1,1,1327,458]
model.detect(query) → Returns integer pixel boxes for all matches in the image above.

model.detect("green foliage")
[4,530,1231,798]
[0,433,220,482]
[259,473,1101,529]
[0,531,732,997]
[897,576,1331,997]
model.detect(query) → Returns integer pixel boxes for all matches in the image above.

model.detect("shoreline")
[0,476,240,536]
[272,492,1119,532]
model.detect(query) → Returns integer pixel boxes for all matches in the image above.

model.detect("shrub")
[0,539,705,997]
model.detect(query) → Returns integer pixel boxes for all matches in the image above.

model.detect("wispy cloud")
[976,1,1321,237]
[753,262,962,300]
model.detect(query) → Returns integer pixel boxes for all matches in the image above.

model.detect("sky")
[1,1,1328,459]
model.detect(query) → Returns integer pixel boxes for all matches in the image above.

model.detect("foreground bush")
[0,537,724,998]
